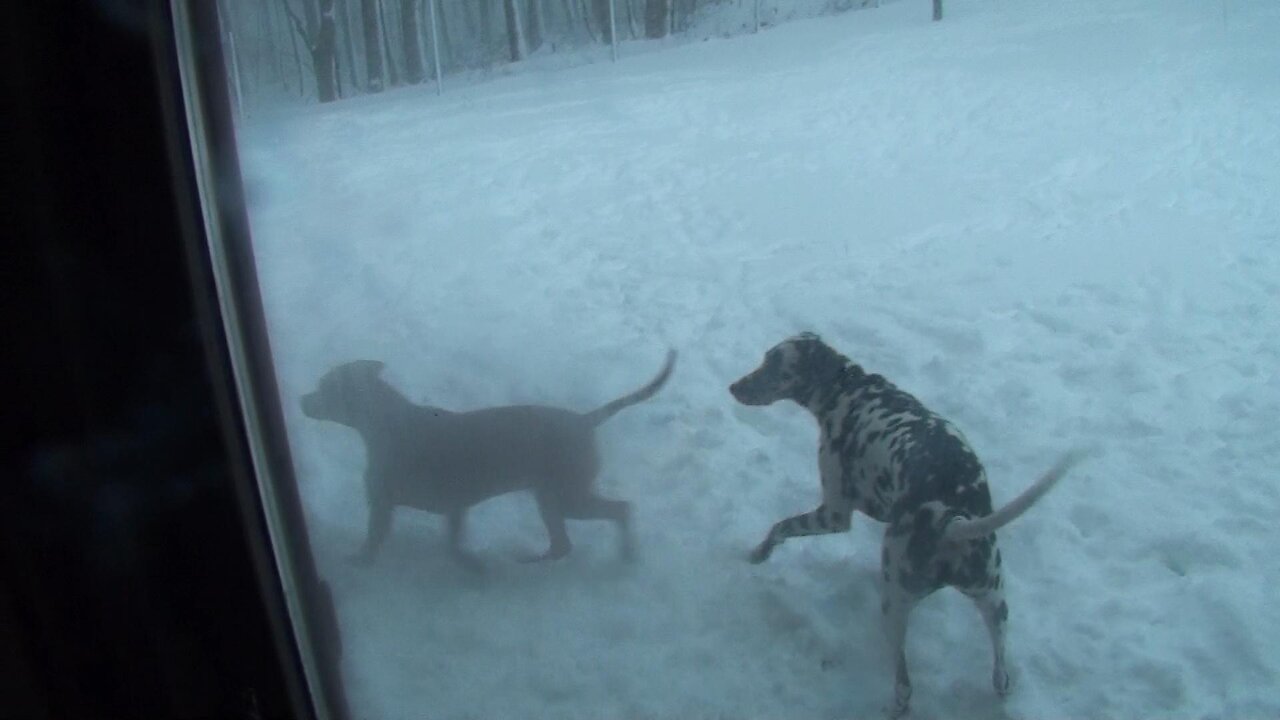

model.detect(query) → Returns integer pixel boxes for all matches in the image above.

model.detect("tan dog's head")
[301,359,387,425]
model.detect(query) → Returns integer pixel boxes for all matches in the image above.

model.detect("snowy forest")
[217,0,889,107]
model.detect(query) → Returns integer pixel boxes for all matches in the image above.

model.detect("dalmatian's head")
[730,332,837,406]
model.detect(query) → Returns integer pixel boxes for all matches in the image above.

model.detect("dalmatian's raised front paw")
[748,541,774,564]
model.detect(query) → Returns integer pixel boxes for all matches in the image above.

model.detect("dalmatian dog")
[730,333,1082,717]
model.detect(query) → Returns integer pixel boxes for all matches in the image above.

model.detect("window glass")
[207,1,1280,718]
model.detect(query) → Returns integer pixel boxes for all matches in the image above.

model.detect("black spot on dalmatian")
[863,497,883,519]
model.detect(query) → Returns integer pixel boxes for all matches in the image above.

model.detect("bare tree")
[480,0,495,53]
[378,0,400,85]
[313,0,338,100]
[359,0,384,91]
[626,0,641,39]
[424,0,444,88]
[672,0,698,33]
[336,0,360,91]
[526,0,545,53]
[227,0,880,105]
[573,0,598,43]
[302,0,318,35]
[645,0,669,38]
[503,0,526,61]
[401,0,426,83]
[281,0,339,102]
[436,0,456,71]
[591,0,610,41]
[282,3,305,93]
[253,0,278,89]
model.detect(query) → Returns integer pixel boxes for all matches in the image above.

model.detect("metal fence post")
[428,0,443,94]
[609,0,618,61]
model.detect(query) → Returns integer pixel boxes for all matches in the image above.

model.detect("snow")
[235,0,1280,717]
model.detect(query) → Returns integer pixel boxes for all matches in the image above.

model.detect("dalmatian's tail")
[944,449,1088,542]
[583,349,677,427]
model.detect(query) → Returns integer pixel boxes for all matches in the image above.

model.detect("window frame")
[159,2,348,718]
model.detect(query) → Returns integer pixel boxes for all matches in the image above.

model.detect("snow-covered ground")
[236,0,1280,717]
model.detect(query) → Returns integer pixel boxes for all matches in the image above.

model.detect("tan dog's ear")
[351,359,386,377]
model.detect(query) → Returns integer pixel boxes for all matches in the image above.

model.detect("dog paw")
[620,543,639,564]
[993,666,1012,697]
[346,550,375,567]
[518,546,570,564]
[887,680,912,719]
[454,553,486,575]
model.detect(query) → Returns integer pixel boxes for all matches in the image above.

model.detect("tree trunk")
[591,0,611,41]
[281,0,338,101]
[673,0,694,33]
[527,0,544,52]
[337,0,360,91]
[303,0,319,37]
[401,0,425,83]
[626,0,641,39]
[313,0,338,101]
[360,0,384,91]
[503,0,525,61]
[425,0,444,90]
[933,0,942,21]
[437,0,455,71]
[577,0,598,42]
[285,2,305,93]
[265,0,284,85]
[246,0,263,86]
[562,0,580,43]
[461,1,477,41]
[479,0,495,55]
[378,0,400,85]
[644,0,668,38]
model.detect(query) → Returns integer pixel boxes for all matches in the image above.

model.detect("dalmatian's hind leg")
[880,585,918,719]
[963,585,1012,697]
[953,536,1012,698]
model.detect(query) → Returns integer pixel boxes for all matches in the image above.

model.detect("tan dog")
[302,350,675,571]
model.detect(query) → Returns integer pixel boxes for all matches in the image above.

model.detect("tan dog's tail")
[944,449,1089,542]
[584,349,677,426]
